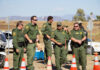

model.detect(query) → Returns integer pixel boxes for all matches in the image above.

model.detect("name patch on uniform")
[25,26,29,29]
[75,32,79,34]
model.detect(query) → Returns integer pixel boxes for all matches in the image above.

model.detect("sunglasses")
[74,26,79,27]
[33,19,38,21]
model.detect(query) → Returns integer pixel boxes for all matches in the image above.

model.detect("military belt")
[18,42,24,47]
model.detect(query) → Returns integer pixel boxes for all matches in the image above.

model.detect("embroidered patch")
[52,32,54,35]
[62,32,65,34]
[80,32,82,35]
[13,32,16,36]
[43,24,46,28]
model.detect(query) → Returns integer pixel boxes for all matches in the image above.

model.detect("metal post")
[7,16,10,55]
[87,18,93,46]
[90,29,92,46]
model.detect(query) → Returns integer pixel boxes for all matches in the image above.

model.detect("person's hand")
[24,48,26,52]
[46,35,50,39]
[16,49,19,53]
[29,39,33,43]
[77,40,82,45]
[57,42,62,46]
[79,40,82,44]
[36,39,39,43]
[36,43,42,50]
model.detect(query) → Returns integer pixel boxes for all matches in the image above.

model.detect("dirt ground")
[0,49,100,70]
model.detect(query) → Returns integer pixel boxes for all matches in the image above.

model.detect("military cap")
[57,22,62,26]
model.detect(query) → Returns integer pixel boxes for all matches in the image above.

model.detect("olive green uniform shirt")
[51,29,69,45]
[41,22,52,38]
[12,28,25,49]
[24,23,40,40]
[70,29,85,47]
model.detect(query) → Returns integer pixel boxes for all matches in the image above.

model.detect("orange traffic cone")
[70,54,77,70]
[3,58,9,70]
[47,56,52,70]
[20,58,26,70]
[93,53,100,70]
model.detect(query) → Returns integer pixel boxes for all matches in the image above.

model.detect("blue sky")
[0,0,100,17]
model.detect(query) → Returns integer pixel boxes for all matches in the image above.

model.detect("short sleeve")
[51,31,55,39]
[12,30,19,49]
[82,31,85,37]
[41,24,48,35]
[36,25,40,35]
[24,25,30,34]
[65,32,70,40]
[70,30,74,38]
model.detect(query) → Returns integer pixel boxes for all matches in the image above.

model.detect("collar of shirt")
[47,22,51,25]
[17,28,22,31]
[31,23,37,26]
[57,29,63,32]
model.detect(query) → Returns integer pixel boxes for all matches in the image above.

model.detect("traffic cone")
[47,56,52,70]
[70,54,77,70]
[93,53,100,70]
[20,58,26,70]
[3,58,9,70]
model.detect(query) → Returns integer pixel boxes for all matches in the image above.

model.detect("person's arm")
[51,38,62,45]
[12,30,20,53]
[82,36,86,42]
[36,35,39,42]
[12,31,18,49]
[50,31,62,45]
[36,25,40,42]
[71,37,79,43]
[46,35,51,39]
[41,24,47,35]
[81,31,86,42]
[24,25,33,43]
[41,24,50,39]
[24,34,33,43]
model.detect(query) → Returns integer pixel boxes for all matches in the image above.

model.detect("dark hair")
[31,16,37,22]
[16,21,23,27]
[79,23,85,30]
[47,16,53,21]
[74,22,79,26]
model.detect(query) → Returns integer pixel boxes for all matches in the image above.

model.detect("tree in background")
[73,8,86,21]
[96,16,100,21]
[87,12,93,21]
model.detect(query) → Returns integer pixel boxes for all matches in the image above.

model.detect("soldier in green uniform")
[79,22,88,48]
[70,22,87,70]
[50,22,68,70]
[79,22,88,65]
[24,16,40,70]
[41,16,53,63]
[63,25,70,63]
[12,21,26,70]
